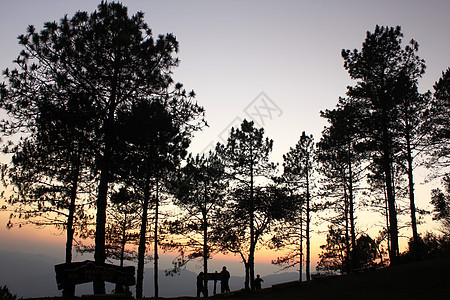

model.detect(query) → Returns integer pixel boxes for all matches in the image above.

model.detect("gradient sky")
[1,0,450,280]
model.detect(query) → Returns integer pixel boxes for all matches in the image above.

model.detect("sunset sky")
[1,0,450,283]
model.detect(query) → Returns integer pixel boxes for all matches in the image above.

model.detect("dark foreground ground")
[217,257,450,300]
[27,257,450,300]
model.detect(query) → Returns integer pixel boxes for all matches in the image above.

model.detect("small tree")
[167,152,226,296]
[270,175,305,282]
[0,286,18,300]
[214,184,298,289]
[316,226,348,275]
[216,119,277,290]
[317,227,381,275]
[431,176,450,236]
[106,188,140,267]
[425,68,450,177]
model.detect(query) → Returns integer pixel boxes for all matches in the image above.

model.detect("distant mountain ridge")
[0,250,299,298]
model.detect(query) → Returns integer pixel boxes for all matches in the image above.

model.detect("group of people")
[197,267,264,297]
[196,266,230,297]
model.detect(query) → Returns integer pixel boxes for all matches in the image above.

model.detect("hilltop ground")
[25,257,450,300]
[211,257,450,300]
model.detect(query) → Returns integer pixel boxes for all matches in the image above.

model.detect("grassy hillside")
[218,257,450,300]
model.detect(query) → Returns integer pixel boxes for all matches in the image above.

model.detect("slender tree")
[214,184,297,290]
[394,71,430,261]
[116,95,204,298]
[269,175,305,281]
[283,131,315,280]
[216,119,277,290]
[166,152,226,296]
[317,98,367,271]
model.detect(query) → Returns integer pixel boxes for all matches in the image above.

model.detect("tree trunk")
[385,187,391,260]
[94,73,117,294]
[406,121,420,261]
[249,240,256,290]
[385,159,399,266]
[305,159,311,281]
[120,212,127,268]
[343,179,351,274]
[115,211,128,294]
[63,159,80,297]
[154,179,159,299]
[347,145,357,271]
[202,212,208,297]
[94,158,110,294]
[380,104,399,267]
[136,177,151,299]
[65,167,79,264]
[299,208,303,282]
[203,183,209,297]
[249,150,255,290]
[244,261,250,290]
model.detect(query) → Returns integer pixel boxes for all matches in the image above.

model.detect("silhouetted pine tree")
[167,151,226,296]
[431,176,450,236]
[115,97,203,299]
[342,25,426,266]
[317,98,366,272]
[425,68,450,177]
[215,119,279,290]
[0,82,96,278]
[0,2,204,294]
[282,131,315,280]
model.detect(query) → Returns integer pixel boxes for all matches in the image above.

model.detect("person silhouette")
[254,274,264,290]
[220,266,230,293]
[197,271,206,297]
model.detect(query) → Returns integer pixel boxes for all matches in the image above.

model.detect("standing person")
[254,274,264,290]
[197,272,206,298]
[220,266,230,293]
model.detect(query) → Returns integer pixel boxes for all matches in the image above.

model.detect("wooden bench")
[55,260,135,297]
